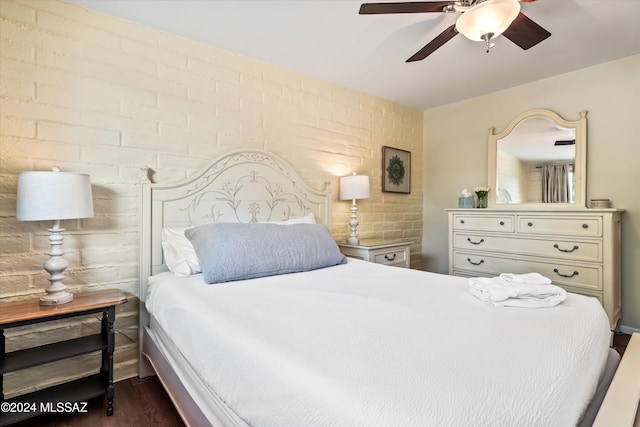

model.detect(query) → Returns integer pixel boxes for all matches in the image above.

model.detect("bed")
[138,148,639,427]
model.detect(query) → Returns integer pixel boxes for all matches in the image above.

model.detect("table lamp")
[340,173,370,245]
[16,167,94,305]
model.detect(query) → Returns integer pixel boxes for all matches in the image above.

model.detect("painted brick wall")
[0,0,423,394]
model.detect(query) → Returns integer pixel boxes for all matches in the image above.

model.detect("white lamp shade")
[16,170,94,221]
[340,174,371,200]
[456,0,520,41]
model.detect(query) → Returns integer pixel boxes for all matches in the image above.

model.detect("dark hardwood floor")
[11,376,185,427]
[9,333,632,426]
[613,331,632,357]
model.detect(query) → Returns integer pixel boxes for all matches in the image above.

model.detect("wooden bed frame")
[593,332,640,427]
[138,148,640,426]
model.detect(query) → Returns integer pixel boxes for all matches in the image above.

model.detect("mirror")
[488,109,587,208]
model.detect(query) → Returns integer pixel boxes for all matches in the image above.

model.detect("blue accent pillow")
[184,223,347,284]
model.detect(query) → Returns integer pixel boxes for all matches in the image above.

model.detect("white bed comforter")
[146,259,611,427]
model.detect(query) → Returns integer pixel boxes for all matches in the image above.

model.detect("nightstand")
[0,289,127,425]
[337,239,413,268]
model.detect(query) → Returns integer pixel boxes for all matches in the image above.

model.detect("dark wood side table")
[0,289,127,426]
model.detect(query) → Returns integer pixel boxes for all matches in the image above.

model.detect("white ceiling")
[65,0,640,110]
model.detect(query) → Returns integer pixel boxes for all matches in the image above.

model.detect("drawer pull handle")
[527,222,533,227]
[460,219,465,224]
[582,224,589,229]
[499,221,505,226]
[384,254,397,261]
[467,238,485,245]
[467,258,485,266]
[553,268,579,278]
[554,244,579,253]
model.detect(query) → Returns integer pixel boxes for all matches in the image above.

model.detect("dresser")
[337,240,412,268]
[447,209,622,330]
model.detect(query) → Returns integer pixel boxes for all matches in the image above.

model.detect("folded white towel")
[469,274,566,308]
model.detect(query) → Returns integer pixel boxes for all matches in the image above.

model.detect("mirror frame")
[488,108,588,209]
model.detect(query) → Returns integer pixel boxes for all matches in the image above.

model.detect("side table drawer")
[337,241,412,268]
[372,248,408,267]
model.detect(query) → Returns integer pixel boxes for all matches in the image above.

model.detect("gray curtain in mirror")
[542,163,573,203]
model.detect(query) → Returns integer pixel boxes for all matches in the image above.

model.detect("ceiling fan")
[359,0,551,62]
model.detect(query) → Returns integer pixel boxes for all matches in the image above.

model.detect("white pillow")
[161,227,201,276]
[161,213,316,276]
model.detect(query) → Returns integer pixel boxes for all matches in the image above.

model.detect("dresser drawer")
[452,251,602,291]
[453,233,517,253]
[452,214,514,233]
[453,251,519,275]
[451,270,489,279]
[524,260,602,291]
[517,216,602,237]
[453,233,602,262]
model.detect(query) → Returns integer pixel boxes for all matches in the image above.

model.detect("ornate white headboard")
[138,149,331,375]
[140,148,331,277]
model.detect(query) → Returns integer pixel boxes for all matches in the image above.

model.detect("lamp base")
[41,222,74,306]
[347,199,361,246]
[40,290,74,306]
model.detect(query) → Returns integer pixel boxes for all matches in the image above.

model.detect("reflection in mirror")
[497,116,575,204]
[488,109,587,208]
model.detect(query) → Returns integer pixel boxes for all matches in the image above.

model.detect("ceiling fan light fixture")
[482,32,496,52]
[456,0,521,42]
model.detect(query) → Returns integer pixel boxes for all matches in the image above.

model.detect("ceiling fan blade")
[359,2,455,14]
[502,12,551,50]
[406,24,458,62]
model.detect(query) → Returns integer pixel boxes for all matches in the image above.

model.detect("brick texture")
[0,0,424,394]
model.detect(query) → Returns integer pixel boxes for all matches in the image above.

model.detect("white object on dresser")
[447,208,623,330]
[338,240,412,268]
